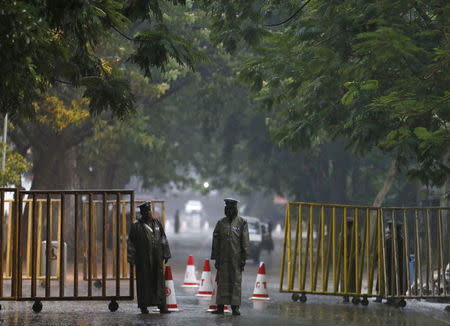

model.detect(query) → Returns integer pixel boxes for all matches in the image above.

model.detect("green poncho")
[127,217,171,308]
[211,216,250,305]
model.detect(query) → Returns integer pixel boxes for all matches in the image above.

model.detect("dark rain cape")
[211,216,250,305]
[127,217,171,307]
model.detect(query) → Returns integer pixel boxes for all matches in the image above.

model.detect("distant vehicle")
[185,200,203,214]
[184,200,204,230]
[189,212,202,230]
[243,216,262,263]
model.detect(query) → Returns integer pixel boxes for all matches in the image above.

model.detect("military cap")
[138,202,152,210]
[224,198,239,206]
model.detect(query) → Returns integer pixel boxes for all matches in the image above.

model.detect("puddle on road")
[277,302,450,326]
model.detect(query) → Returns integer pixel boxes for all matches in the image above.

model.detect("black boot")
[140,307,149,314]
[211,304,224,315]
[158,305,171,314]
[231,305,240,316]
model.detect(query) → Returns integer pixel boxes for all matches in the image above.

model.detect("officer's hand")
[214,261,219,270]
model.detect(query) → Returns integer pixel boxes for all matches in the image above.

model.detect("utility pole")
[2,113,8,170]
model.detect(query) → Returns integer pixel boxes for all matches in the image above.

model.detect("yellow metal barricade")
[280,202,386,304]
[381,207,449,303]
[3,199,77,282]
[280,202,450,306]
[0,188,135,312]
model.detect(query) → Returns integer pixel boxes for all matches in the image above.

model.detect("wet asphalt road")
[0,231,449,325]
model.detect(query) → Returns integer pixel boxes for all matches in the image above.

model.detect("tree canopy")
[200,0,450,188]
[0,0,202,119]
[1,0,447,206]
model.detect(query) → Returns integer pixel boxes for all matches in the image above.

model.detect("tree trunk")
[372,157,397,207]
[75,159,123,189]
[31,143,76,190]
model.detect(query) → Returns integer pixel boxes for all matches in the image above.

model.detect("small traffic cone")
[182,255,198,287]
[196,259,213,297]
[164,266,181,312]
[207,272,231,313]
[250,262,271,301]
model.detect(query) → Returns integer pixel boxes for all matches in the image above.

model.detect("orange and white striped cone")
[207,272,231,313]
[164,266,181,312]
[196,259,213,297]
[182,255,198,288]
[250,262,271,301]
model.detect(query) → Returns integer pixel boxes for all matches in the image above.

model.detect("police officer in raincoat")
[211,198,250,316]
[127,202,171,314]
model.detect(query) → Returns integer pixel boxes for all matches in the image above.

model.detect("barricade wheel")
[40,281,45,288]
[32,300,42,313]
[292,294,300,302]
[351,297,360,305]
[94,280,102,289]
[397,299,406,308]
[361,297,369,306]
[300,294,307,303]
[109,300,119,312]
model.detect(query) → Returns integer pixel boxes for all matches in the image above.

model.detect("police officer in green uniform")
[211,198,250,316]
[127,202,171,314]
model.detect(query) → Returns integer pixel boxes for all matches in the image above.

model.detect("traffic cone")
[164,266,181,312]
[250,262,271,301]
[196,259,213,297]
[182,255,198,287]
[207,272,231,313]
[152,265,181,313]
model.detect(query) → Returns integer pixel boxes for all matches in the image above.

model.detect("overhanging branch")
[264,0,312,28]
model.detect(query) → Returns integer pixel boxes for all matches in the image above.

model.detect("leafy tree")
[0,143,30,187]
[200,0,450,204]
[11,88,93,189]
[6,0,205,190]
[1,0,201,119]
[74,2,205,190]
[155,8,408,206]
[10,61,193,189]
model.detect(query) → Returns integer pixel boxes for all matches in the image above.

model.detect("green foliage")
[0,143,30,187]
[72,2,206,189]
[82,77,134,118]
[5,0,447,201]
[342,80,378,105]
[130,25,207,78]
[201,0,450,187]
[148,6,396,204]
[0,0,202,119]
[79,109,188,189]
